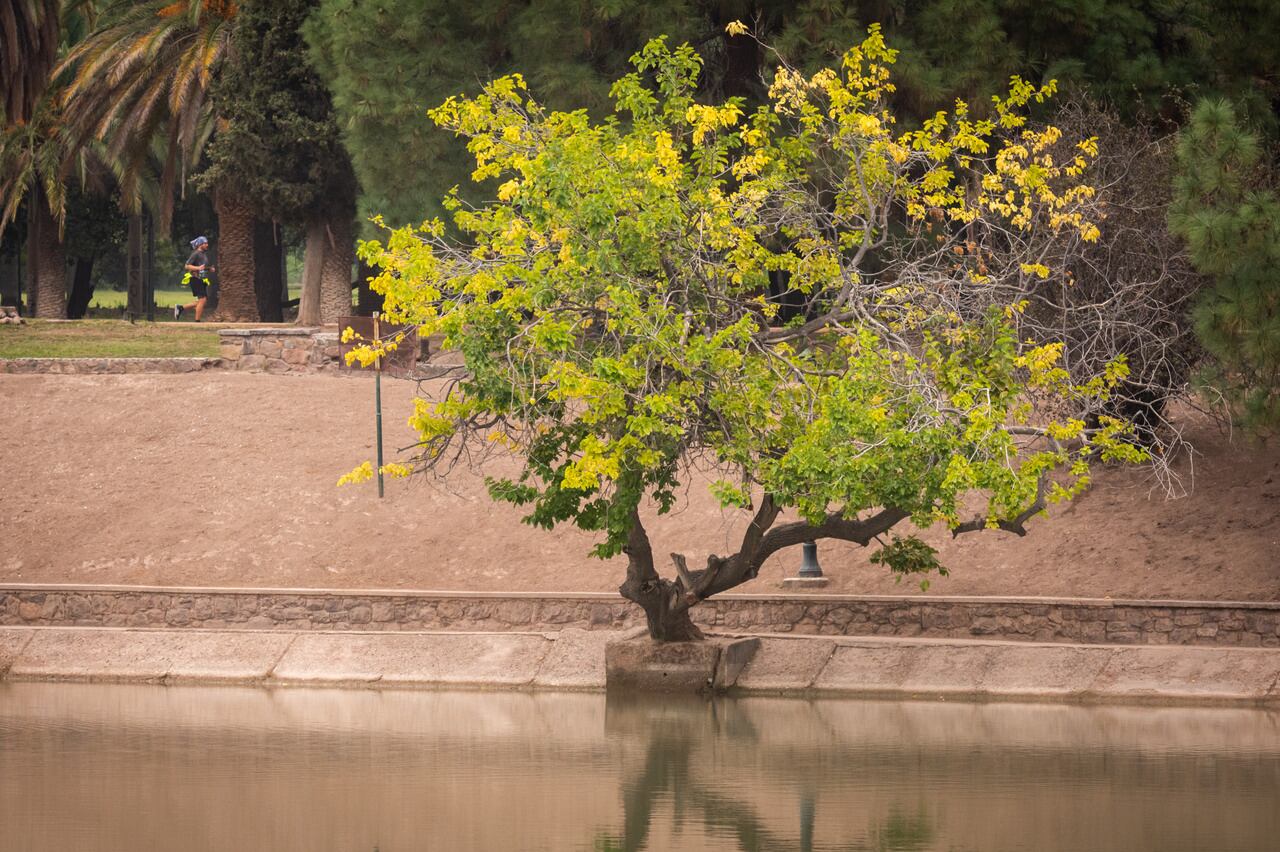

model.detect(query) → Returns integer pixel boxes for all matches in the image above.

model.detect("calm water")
[0,683,1277,852]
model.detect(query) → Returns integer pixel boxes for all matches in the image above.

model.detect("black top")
[186,250,208,278]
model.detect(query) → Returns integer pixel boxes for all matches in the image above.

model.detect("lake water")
[0,682,1277,851]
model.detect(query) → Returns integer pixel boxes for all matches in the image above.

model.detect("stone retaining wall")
[4,586,1279,647]
[0,357,221,374]
[218,327,339,374]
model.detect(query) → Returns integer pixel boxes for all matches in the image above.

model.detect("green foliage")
[358,32,1143,569]
[201,0,355,223]
[303,0,703,232]
[870,535,948,591]
[305,0,1280,240]
[1170,99,1280,431]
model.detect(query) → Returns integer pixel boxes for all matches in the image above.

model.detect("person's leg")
[194,296,207,321]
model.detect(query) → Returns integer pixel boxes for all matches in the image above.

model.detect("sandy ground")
[2,372,1278,600]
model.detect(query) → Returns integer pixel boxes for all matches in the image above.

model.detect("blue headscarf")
[190,236,209,250]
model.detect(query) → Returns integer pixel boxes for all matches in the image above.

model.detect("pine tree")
[302,0,702,231]
[1170,99,1280,431]
[201,0,358,324]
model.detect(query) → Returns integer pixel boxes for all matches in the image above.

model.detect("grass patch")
[0,320,222,359]
[85,288,304,319]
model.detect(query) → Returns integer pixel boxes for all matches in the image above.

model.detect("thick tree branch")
[670,494,783,608]
[951,476,1047,538]
[750,506,909,573]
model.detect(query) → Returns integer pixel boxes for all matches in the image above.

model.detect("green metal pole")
[375,312,385,498]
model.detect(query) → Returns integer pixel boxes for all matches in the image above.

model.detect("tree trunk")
[355,259,383,317]
[66,257,96,319]
[142,214,156,321]
[617,512,705,642]
[253,219,284,323]
[212,187,258,322]
[29,190,66,318]
[297,219,325,325]
[126,214,144,318]
[319,214,354,324]
[0,250,19,308]
[621,578,706,642]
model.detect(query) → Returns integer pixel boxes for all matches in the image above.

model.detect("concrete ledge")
[604,636,760,692]
[4,627,1278,706]
[0,628,33,675]
[9,628,294,684]
[271,632,552,687]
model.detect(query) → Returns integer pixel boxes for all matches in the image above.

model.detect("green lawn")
[0,319,222,358]
[86,287,304,317]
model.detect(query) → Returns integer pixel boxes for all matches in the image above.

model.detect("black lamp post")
[798,541,823,578]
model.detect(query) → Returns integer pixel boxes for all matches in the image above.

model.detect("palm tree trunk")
[212,186,258,322]
[29,191,65,319]
[319,214,354,324]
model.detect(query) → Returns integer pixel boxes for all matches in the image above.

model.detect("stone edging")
[0,357,223,374]
[3,627,1279,705]
[4,584,1278,647]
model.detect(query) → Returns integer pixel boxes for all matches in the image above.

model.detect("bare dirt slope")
[3,372,1277,599]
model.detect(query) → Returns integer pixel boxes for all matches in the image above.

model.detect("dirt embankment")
[3,372,1277,599]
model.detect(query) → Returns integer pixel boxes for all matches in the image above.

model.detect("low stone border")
[3,627,1278,705]
[0,357,222,374]
[218,327,339,374]
[4,584,1279,647]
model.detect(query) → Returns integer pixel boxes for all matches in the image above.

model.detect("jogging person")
[175,236,215,320]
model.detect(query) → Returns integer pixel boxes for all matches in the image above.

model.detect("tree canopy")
[201,0,355,225]
[354,29,1146,639]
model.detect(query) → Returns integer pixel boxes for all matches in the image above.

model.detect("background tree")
[1170,99,1280,431]
[0,0,62,125]
[0,3,102,318]
[201,0,358,324]
[303,0,704,232]
[355,32,1145,639]
[58,0,250,317]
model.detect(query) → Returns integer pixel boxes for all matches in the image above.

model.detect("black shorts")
[191,279,208,298]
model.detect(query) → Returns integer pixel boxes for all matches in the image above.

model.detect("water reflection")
[600,695,938,852]
[0,682,1276,852]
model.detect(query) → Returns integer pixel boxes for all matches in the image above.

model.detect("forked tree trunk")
[319,214,354,324]
[621,577,706,641]
[297,218,325,326]
[618,513,705,642]
[29,191,65,318]
[212,187,258,322]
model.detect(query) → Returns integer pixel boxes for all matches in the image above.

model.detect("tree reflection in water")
[594,694,934,852]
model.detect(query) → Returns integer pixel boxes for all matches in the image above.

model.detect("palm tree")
[58,0,259,321]
[0,1,61,126]
[0,1,100,318]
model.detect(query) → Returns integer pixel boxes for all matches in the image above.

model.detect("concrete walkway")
[3,626,1279,705]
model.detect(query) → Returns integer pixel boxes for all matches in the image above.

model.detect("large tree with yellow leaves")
[358,29,1145,640]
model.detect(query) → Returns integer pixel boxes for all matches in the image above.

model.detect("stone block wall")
[218,328,339,374]
[3,586,1279,647]
[0,357,221,374]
